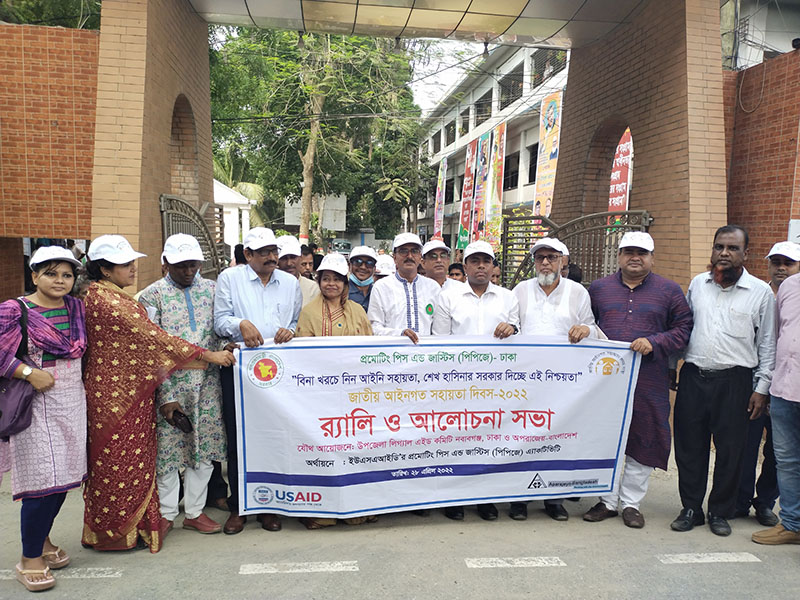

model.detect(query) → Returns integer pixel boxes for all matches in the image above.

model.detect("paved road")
[1,464,796,600]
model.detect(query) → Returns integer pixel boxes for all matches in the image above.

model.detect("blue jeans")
[770,396,800,532]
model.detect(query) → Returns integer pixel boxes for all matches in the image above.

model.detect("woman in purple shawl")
[0,246,88,593]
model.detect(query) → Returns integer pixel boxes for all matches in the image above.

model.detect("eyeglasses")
[251,247,278,257]
[533,254,562,264]
[351,257,376,267]
[395,247,421,257]
[425,252,449,261]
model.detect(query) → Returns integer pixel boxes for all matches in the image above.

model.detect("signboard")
[533,91,563,217]
[234,336,640,517]
[608,128,633,215]
[432,157,448,239]
[484,122,507,249]
[471,133,492,241]
[456,139,478,250]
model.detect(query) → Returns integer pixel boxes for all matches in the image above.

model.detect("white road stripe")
[239,561,359,574]
[0,567,123,580]
[465,557,566,569]
[657,553,761,565]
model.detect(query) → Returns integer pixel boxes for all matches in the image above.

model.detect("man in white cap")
[213,227,301,535]
[432,240,519,522]
[736,242,800,529]
[583,232,693,529]
[421,239,455,289]
[348,246,379,311]
[510,237,603,522]
[374,255,395,280]
[368,232,440,342]
[277,235,320,307]
[138,234,229,535]
[671,225,775,537]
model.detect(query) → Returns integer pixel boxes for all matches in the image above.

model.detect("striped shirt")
[23,300,70,366]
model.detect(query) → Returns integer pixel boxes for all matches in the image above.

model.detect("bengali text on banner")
[456,139,478,250]
[234,335,640,517]
[470,133,492,241]
[432,156,448,238]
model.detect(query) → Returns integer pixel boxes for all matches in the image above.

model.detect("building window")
[503,152,520,191]
[475,90,492,126]
[528,144,538,184]
[444,178,455,204]
[432,130,441,154]
[460,108,470,135]
[531,49,567,88]
[445,120,456,146]
[499,63,524,110]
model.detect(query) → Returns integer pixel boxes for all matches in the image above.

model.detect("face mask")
[350,273,374,287]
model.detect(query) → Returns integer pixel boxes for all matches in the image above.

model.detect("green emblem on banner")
[426,303,434,315]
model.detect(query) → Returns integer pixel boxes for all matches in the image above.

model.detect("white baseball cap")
[422,239,450,257]
[161,233,204,264]
[619,231,655,252]
[243,227,277,251]
[463,240,495,261]
[530,237,568,256]
[392,232,423,250]
[277,235,302,259]
[29,246,82,269]
[317,253,349,277]
[766,241,800,261]
[375,255,396,275]
[87,235,147,264]
[350,246,378,262]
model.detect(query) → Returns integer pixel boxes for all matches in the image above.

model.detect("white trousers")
[600,455,653,510]
[158,461,214,521]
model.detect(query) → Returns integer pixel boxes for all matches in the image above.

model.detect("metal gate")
[159,194,225,278]
[501,210,653,287]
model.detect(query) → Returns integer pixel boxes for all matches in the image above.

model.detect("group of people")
[1,224,799,593]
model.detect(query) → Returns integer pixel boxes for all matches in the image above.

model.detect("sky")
[410,40,485,114]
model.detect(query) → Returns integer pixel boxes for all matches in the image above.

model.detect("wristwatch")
[511,324,519,335]
[21,365,33,380]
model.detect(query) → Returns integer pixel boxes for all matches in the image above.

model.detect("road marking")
[0,567,123,580]
[239,561,359,574]
[465,557,566,569]
[656,553,761,565]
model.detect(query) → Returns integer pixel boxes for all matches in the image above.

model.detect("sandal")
[299,517,335,530]
[15,563,56,592]
[42,547,70,569]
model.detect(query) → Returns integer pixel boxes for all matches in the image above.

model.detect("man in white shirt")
[510,237,603,522]
[672,225,776,537]
[368,232,441,342]
[277,235,320,307]
[432,241,519,521]
[214,227,302,535]
[422,239,457,290]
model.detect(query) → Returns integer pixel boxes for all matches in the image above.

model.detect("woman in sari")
[296,253,374,529]
[0,247,87,592]
[80,235,234,553]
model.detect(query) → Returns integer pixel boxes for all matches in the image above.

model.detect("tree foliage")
[0,0,100,29]
[209,27,432,242]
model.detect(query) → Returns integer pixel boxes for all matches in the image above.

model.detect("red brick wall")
[0,24,98,240]
[725,50,800,280]
[0,238,24,301]
[553,0,729,287]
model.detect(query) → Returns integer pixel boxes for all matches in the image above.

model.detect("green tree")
[0,0,100,28]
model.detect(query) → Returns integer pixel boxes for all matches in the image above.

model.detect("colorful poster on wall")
[432,156,448,239]
[533,91,563,218]
[608,128,633,224]
[471,132,492,241]
[484,122,507,249]
[456,139,479,250]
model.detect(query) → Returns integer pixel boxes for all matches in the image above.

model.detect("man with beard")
[735,242,800,527]
[584,232,693,529]
[277,235,320,307]
[510,238,603,522]
[214,227,302,535]
[671,225,775,536]
[432,240,519,521]
[367,232,440,343]
[299,244,315,280]
[348,246,378,311]
[421,239,456,290]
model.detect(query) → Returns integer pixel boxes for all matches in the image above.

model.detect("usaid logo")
[253,486,274,505]
[276,490,323,503]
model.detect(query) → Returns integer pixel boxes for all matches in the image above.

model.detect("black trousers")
[674,363,752,517]
[221,365,240,513]
[736,413,778,512]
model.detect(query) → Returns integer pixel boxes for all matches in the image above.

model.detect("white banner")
[234,336,640,518]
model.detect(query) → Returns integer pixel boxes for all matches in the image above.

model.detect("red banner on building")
[456,139,478,249]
